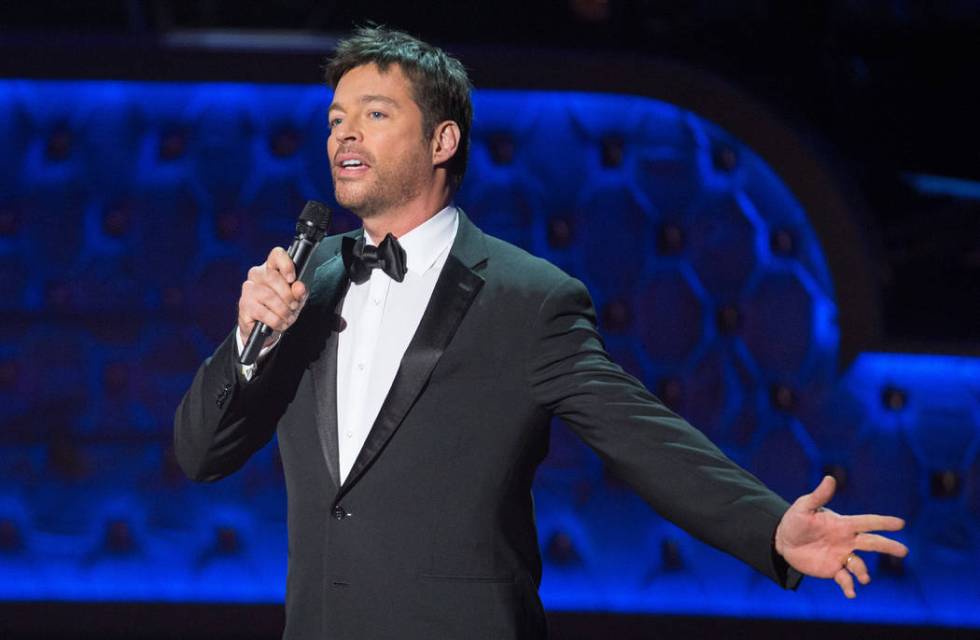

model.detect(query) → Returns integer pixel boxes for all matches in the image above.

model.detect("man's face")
[327,63,432,219]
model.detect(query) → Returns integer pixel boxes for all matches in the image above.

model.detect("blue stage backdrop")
[0,80,978,627]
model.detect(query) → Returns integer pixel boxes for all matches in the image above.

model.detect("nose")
[332,116,361,143]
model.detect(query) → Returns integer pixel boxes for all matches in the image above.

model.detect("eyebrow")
[328,94,400,112]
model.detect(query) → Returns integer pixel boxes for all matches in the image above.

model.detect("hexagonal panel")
[0,255,29,312]
[187,85,260,190]
[25,185,88,275]
[17,327,92,418]
[674,347,739,442]
[570,182,654,303]
[518,99,591,215]
[471,91,549,169]
[740,267,816,381]
[724,400,767,456]
[0,88,32,195]
[297,95,334,201]
[685,192,762,297]
[20,82,94,188]
[633,148,704,217]
[0,331,36,440]
[229,174,312,261]
[905,404,978,472]
[462,176,541,251]
[748,422,818,500]
[250,85,323,153]
[131,182,203,290]
[186,257,250,346]
[73,212,141,321]
[78,368,153,438]
[76,87,145,197]
[633,266,706,367]
[795,382,865,457]
[849,428,920,519]
[740,160,835,295]
[569,93,692,150]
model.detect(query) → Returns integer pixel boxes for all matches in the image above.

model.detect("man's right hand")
[237,247,309,347]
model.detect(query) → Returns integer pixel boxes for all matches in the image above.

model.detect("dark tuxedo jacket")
[174,210,799,639]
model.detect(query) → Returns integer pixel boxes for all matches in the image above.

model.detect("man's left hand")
[774,475,909,598]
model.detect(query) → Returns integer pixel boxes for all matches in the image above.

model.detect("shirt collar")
[363,205,458,276]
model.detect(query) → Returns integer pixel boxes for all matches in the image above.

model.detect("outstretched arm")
[775,475,909,598]
[526,274,910,594]
[525,275,801,587]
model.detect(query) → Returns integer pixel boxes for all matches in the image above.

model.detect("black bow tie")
[341,233,408,284]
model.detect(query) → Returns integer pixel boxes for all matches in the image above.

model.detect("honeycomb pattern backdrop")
[0,80,978,627]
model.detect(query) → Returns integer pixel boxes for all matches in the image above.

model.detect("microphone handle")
[239,236,317,366]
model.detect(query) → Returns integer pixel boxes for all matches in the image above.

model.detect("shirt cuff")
[235,327,281,381]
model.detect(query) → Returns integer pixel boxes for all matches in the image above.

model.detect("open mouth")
[335,156,370,176]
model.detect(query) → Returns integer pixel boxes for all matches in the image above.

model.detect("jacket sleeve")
[173,239,340,484]
[173,328,285,482]
[524,275,802,589]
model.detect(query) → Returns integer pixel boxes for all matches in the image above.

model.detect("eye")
[328,116,342,128]
[368,111,386,120]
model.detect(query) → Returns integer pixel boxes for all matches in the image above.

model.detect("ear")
[431,120,461,166]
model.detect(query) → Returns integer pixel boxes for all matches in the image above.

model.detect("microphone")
[239,200,332,366]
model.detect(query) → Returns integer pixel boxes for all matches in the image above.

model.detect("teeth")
[341,160,363,167]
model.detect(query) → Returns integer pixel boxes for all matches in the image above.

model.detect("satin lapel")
[304,253,350,489]
[338,251,486,496]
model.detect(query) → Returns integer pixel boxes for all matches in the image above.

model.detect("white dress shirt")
[238,205,459,483]
[335,206,458,481]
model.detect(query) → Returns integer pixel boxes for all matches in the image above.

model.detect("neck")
[361,189,452,241]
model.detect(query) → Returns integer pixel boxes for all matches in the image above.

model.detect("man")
[174,26,908,639]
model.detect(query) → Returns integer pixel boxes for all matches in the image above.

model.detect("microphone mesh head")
[297,201,332,240]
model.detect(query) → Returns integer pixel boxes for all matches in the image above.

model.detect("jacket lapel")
[304,250,352,489]
[338,211,488,497]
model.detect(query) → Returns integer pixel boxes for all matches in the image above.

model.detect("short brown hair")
[326,25,473,191]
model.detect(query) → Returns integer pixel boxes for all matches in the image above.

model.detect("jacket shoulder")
[480,233,581,298]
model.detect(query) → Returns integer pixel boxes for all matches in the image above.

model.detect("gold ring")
[844,553,856,568]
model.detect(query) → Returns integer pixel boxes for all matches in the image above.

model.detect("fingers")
[239,285,292,335]
[267,247,297,284]
[238,248,308,337]
[291,280,308,302]
[800,475,837,511]
[251,260,296,309]
[854,532,909,558]
[844,514,905,533]
[265,248,308,310]
[834,567,857,599]
[845,553,871,585]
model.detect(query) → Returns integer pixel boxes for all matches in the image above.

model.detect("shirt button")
[357,363,365,371]
[373,298,381,305]
[345,431,352,438]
